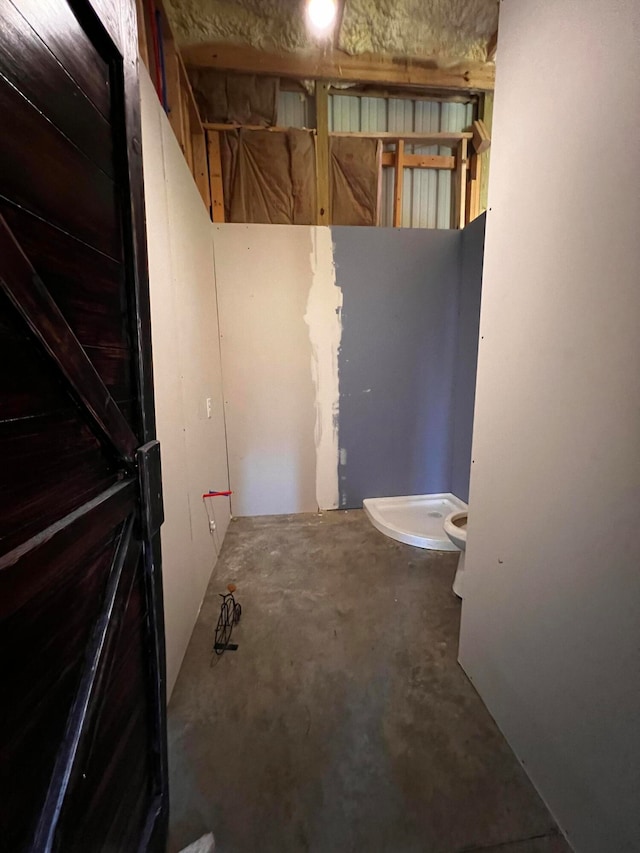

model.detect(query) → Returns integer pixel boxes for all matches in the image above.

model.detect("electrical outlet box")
[206,397,212,419]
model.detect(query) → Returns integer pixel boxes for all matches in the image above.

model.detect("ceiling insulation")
[164,0,499,63]
[340,0,498,61]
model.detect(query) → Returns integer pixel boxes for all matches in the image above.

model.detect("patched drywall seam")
[305,227,342,510]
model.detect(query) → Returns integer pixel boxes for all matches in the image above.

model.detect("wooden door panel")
[0,1,114,178]
[0,282,120,554]
[0,80,121,259]
[11,0,112,119]
[0,313,72,420]
[0,528,122,852]
[0,415,119,553]
[0,481,137,619]
[52,566,154,851]
[0,0,168,847]
[0,297,133,419]
[0,217,138,462]
[0,203,137,410]
[0,203,130,351]
[82,343,135,402]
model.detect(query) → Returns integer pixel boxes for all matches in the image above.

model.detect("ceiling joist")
[181,43,495,92]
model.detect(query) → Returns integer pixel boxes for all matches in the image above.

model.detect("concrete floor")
[168,511,571,853]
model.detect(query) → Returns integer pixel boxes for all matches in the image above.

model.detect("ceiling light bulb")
[307,0,338,34]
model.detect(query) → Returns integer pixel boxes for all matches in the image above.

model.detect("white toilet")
[444,511,468,598]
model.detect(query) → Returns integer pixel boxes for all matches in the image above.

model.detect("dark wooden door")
[0,0,168,850]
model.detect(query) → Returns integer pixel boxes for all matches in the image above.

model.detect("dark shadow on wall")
[451,214,485,502]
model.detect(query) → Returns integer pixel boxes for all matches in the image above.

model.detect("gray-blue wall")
[451,213,485,502]
[332,217,485,509]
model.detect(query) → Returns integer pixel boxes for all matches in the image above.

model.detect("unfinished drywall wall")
[459,2,640,851]
[214,224,320,516]
[333,226,460,508]
[141,68,230,699]
[214,222,483,517]
[450,213,484,502]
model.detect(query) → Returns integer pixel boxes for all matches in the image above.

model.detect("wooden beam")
[182,43,495,92]
[478,92,493,213]
[330,130,472,147]
[192,131,211,210]
[472,119,491,154]
[393,139,405,227]
[164,37,186,152]
[315,82,330,225]
[203,122,290,133]
[203,125,466,151]
[178,53,203,131]
[206,131,225,222]
[179,82,193,169]
[135,0,149,68]
[466,152,481,223]
[324,84,476,104]
[381,152,455,170]
[453,138,468,229]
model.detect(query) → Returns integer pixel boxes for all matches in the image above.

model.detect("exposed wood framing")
[381,152,455,169]
[182,43,495,92]
[204,123,289,133]
[178,55,201,119]
[453,138,468,228]
[163,34,185,151]
[137,0,211,215]
[315,82,330,226]
[181,90,194,169]
[471,119,491,154]
[206,131,225,222]
[325,85,476,104]
[393,140,405,227]
[191,131,210,210]
[330,130,472,147]
[478,93,493,213]
[466,152,481,223]
[135,0,149,68]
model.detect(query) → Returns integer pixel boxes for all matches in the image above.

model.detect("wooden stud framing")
[330,130,472,146]
[206,131,225,222]
[163,35,185,153]
[178,54,202,126]
[191,131,211,210]
[466,152,481,223]
[181,43,495,92]
[471,119,491,154]
[136,0,491,229]
[453,138,468,229]
[315,82,330,226]
[180,82,193,169]
[393,140,405,227]
[381,152,454,170]
[137,0,210,212]
[204,122,290,133]
[478,92,493,213]
[135,0,149,69]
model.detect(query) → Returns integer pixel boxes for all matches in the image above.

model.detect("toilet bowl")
[444,511,467,598]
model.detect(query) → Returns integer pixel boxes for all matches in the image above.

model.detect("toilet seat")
[444,511,467,551]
